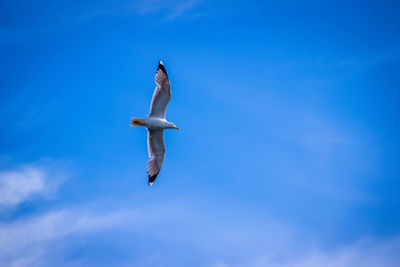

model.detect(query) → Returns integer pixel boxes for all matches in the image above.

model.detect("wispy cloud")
[0,0,203,44]
[0,159,394,266]
[212,237,400,267]
[165,0,200,21]
[0,162,68,208]
[0,200,203,266]
[1,198,399,267]
[0,208,128,266]
[337,46,400,74]
[134,0,200,20]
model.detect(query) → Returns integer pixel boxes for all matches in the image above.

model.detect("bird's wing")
[147,129,165,185]
[148,61,171,119]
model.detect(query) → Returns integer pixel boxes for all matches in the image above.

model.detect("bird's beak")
[174,126,180,130]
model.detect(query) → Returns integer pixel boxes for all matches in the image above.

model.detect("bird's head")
[170,123,180,130]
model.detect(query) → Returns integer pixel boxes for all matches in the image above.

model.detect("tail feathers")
[130,117,146,126]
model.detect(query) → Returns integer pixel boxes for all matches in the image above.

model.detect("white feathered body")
[145,117,176,130]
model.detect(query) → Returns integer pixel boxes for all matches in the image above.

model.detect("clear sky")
[1,0,400,266]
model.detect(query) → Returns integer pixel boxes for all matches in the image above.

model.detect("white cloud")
[0,200,196,266]
[0,163,68,208]
[0,197,399,267]
[132,0,201,20]
[212,237,400,267]
[1,0,203,44]
[0,208,129,267]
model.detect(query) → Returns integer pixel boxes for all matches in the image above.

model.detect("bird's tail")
[130,117,146,126]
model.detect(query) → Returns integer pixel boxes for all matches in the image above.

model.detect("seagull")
[130,61,180,186]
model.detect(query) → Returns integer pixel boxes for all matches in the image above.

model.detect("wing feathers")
[157,61,168,79]
[147,130,165,186]
[149,61,171,118]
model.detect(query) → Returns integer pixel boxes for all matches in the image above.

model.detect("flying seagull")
[130,61,180,186]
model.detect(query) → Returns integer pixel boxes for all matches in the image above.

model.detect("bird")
[130,61,180,186]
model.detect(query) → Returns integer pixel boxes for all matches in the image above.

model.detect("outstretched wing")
[147,129,165,185]
[148,61,171,119]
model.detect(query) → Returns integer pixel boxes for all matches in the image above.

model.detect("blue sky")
[1,0,400,266]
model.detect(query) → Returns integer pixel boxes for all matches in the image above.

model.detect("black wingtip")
[148,172,159,186]
[157,61,168,77]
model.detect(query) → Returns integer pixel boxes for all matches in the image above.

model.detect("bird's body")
[130,61,179,186]
[144,117,177,130]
